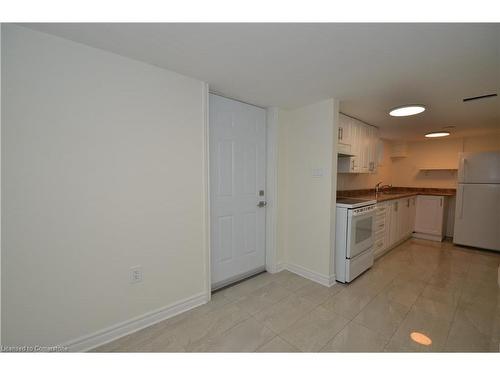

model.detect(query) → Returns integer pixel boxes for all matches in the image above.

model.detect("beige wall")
[277,99,337,279]
[2,26,208,347]
[392,133,500,188]
[337,133,500,190]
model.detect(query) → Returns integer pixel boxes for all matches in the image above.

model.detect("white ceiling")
[23,23,500,140]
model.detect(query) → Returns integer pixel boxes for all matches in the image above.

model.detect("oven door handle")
[350,208,375,218]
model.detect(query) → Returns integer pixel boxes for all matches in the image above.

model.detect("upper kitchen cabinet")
[337,113,353,155]
[337,114,379,174]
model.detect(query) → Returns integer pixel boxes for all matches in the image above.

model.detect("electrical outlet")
[130,266,143,284]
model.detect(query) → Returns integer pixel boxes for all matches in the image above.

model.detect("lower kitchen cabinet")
[374,196,417,258]
[373,194,448,258]
[413,195,447,241]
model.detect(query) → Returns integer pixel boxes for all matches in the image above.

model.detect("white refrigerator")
[453,151,500,251]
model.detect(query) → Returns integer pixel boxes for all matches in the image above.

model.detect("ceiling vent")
[463,93,497,102]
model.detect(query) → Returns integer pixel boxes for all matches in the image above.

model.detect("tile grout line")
[441,258,473,350]
[317,271,401,352]
[381,275,430,352]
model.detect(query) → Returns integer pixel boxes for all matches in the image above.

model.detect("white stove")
[336,197,377,209]
[335,197,376,283]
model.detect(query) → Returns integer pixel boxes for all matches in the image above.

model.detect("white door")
[454,183,500,251]
[209,94,267,289]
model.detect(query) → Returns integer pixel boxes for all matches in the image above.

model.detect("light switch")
[312,168,325,177]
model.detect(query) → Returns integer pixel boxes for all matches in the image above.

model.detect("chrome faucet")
[375,182,392,195]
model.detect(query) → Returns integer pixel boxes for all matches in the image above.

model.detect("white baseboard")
[63,292,208,352]
[412,232,444,242]
[266,262,286,273]
[285,263,336,287]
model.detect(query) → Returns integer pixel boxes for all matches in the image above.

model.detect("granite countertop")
[337,187,456,203]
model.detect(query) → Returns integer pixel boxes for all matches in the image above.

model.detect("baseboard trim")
[62,292,208,352]
[413,232,444,242]
[285,263,335,287]
[266,261,286,274]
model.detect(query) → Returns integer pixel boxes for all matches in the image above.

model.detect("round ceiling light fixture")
[389,105,426,117]
[425,131,450,138]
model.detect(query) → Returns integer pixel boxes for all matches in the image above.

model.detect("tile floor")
[93,239,500,352]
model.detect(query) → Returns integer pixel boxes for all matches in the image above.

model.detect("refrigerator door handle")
[462,158,467,182]
[459,185,465,219]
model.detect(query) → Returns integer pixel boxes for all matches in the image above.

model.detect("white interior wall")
[275,108,290,268]
[277,99,338,281]
[1,25,208,348]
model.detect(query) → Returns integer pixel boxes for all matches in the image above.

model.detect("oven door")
[346,207,375,258]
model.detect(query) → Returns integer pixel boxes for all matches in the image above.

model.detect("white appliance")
[335,198,377,283]
[454,151,500,252]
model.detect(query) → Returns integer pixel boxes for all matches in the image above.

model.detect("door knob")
[257,201,267,208]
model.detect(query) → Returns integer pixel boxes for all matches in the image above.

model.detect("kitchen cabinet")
[409,196,416,233]
[368,126,379,173]
[388,200,399,247]
[337,115,379,174]
[397,197,410,239]
[374,201,391,258]
[397,197,416,239]
[375,196,417,258]
[414,195,447,241]
[338,114,353,148]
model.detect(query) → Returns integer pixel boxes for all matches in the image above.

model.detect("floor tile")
[321,288,375,320]
[169,302,250,351]
[280,305,349,352]
[196,317,275,352]
[379,275,426,307]
[321,321,388,352]
[295,281,341,305]
[235,281,293,315]
[353,293,410,337]
[420,284,462,307]
[443,308,494,352]
[411,295,458,322]
[256,336,300,352]
[92,238,500,353]
[273,270,315,291]
[253,294,316,333]
[221,272,275,301]
[389,309,452,351]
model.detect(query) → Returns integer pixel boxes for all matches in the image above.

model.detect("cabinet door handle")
[440,198,442,207]
[351,159,355,171]
[338,128,342,141]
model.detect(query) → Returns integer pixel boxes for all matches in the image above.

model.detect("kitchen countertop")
[337,187,455,203]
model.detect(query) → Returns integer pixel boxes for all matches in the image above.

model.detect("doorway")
[209,94,267,290]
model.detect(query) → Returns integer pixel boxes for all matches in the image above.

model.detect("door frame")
[204,88,279,300]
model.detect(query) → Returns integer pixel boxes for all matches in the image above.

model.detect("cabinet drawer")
[338,143,352,155]
[346,248,374,282]
[375,229,385,241]
[375,220,386,232]
[377,206,388,213]
[375,238,385,251]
